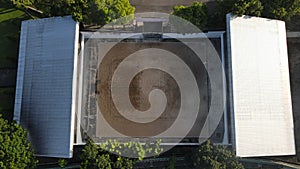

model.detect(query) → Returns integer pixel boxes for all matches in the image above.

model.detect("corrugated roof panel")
[14,16,79,158]
[227,14,296,157]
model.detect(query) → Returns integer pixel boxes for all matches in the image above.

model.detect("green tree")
[0,115,38,169]
[80,139,132,169]
[80,0,109,25]
[10,0,33,8]
[10,0,87,21]
[217,0,300,21]
[231,0,263,16]
[58,159,68,168]
[185,140,244,169]
[172,2,208,30]
[10,0,135,26]
[261,0,300,21]
[212,0,263,28]
[83,0,134,26]
[80,139,162,169]
[109,0,135,26]
[217,0,263,17]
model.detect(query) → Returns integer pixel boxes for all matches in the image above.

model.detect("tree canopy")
[261,0,300,21]
[185,140,244,169]
[80,139,163,169]
[173,0,300,29]
[0,115,38,169]
[172,2,208,30]
[80,140,136,169]
[218,0,300,20]
[10,0,135,26]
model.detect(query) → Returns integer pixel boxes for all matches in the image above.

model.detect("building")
[13,14,299,161]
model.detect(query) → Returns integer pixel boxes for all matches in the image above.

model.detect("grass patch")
[0,2,35,121]
[0,3,32,68]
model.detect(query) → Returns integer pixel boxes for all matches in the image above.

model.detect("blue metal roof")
[14,16,79,158]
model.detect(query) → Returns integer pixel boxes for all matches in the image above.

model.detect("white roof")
[227,14,295,157]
